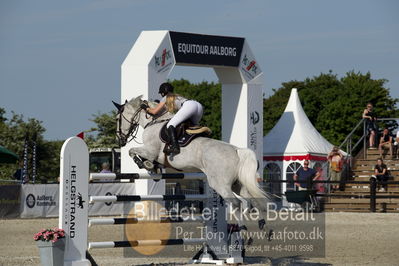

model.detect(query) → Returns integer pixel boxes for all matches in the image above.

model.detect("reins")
[118,107,142,145]
[118,104,170,146]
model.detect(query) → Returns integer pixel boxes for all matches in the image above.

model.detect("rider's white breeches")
[167,100,203,128]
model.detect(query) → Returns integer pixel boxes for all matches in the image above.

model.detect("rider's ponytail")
[166,93,177,113]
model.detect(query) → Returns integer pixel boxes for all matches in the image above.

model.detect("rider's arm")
[313,171,321,181]
[147,101,166,115]
[382,168,387,175]
[362,109,371,120]
[381,136,392,145]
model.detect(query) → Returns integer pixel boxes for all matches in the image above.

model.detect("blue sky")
[1,0,398,140]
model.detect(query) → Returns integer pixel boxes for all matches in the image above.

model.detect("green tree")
[86,110,119,148]
[0,108,62,182]
[171,79,222,140]
[263,71,399,146]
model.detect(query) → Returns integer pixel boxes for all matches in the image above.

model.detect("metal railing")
[264,179,399,212]
[339,118,398,161]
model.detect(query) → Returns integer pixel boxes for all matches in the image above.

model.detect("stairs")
[323,148,399,212]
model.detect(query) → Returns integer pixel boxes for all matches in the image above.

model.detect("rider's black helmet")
[158,82,174,97]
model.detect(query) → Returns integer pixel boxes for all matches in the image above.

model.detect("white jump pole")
[90,172,206,181]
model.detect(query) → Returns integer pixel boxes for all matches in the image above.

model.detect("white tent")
[263,88,335,193]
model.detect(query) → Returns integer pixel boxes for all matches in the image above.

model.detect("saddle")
[160,121,211,148]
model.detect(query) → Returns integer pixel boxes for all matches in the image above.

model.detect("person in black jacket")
[13,161,24,183]
[362,103,377,149]
[374,158,388,192]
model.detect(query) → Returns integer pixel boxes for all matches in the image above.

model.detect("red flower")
[33,228,65,242]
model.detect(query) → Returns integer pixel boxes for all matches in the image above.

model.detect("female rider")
[145,82,203,155]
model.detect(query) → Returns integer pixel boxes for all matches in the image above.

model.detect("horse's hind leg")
[239,186,269,231]
[204,175,241,217]
[206,176,253,234]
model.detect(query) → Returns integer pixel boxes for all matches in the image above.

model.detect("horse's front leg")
[129,146,157,170]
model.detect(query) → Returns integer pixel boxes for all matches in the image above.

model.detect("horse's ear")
[112,101,125,112]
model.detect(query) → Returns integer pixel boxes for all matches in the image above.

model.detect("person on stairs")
[393,130,399,159]
[327,146,343,191]
[378,128,393,159]
[374,158,388,192]
[145,82,204,155]
[362,103,377,149]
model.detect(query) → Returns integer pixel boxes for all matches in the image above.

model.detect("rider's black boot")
[167,125,180,155]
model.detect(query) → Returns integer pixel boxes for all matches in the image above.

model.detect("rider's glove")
[140,103,149,110]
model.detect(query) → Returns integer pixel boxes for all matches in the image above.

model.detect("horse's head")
[113,95,144,147]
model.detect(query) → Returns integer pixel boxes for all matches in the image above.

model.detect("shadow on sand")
[245,255,332,266]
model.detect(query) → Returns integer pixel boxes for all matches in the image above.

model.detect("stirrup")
[165,144,180,155]
[170,144,180,155]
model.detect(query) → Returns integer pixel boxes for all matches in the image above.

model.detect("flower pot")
[36,239,65,266]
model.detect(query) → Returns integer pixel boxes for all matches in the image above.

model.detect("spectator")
[313,166,326,193]
[362,103,377,149]
[13,161,24,183]
[100,162,112,173]
[294,160,320,190]
[374,158,388,192]
[378,128,393,159]
[327,146,343,190]
[393,130,399,159]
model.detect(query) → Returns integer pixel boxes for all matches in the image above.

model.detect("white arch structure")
[121,31,264,195]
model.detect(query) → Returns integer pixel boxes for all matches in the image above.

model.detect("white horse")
[114,96,271,229]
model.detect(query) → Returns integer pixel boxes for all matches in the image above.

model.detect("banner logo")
[251,111,260,125]
[26,194,36,208]
[77,193,85,209]
[154,48,173,73]
[241,54,259,79]
[155,48,172,67]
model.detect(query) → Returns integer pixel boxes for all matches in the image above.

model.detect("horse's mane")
[127,96,173,120]
[127,95,158,109]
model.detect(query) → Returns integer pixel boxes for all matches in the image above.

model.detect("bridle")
[117,106,143,146]
[117,102,170,146]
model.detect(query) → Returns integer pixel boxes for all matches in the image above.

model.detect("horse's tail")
[236,148,271,201]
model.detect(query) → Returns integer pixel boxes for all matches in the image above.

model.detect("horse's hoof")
[143,160,154,170]
[258,219,266,230]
